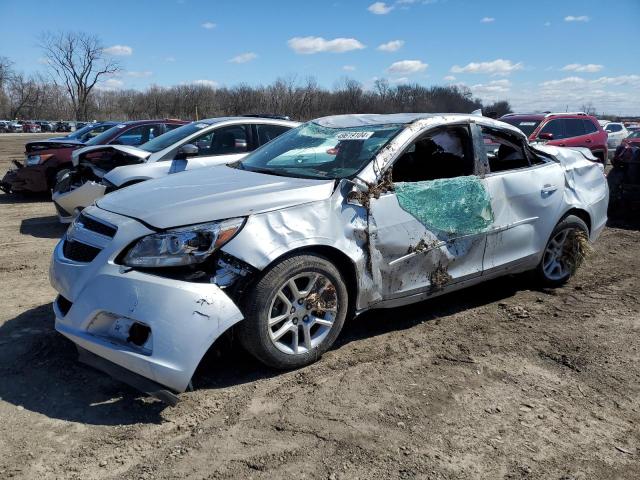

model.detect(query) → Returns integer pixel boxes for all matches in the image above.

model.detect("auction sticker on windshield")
[336,131,374,140]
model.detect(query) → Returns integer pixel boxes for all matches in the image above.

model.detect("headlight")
[25,155,41,166]
[123,218,245,268]
[25,154,52,166]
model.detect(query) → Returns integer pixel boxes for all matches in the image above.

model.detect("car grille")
[62,239,101,263]
[78,213,117,238]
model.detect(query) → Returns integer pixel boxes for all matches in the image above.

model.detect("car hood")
[72,144,151,166]
[25,138,85,153]
[97,165,337,229]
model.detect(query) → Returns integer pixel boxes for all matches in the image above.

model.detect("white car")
[52,117,299,222]
[604,122,630,150]
[49,113,608,402]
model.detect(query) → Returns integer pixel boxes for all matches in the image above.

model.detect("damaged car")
[49,113,608,403]
[0,121,117,194]
[1,120,186,194]
[52,116,299,222]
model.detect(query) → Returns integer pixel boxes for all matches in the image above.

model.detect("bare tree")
[40,31,120,120]
[6,72,44,119]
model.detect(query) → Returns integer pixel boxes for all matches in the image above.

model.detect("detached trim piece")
[77,346,180,406]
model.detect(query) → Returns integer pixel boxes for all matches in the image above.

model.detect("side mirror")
[538,132,554,141]
[175,143,199,160]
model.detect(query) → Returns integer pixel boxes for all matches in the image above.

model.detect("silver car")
[49,113,608,402]
[52,117,298,223]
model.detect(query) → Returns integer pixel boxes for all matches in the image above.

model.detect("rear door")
[480,125,565,274]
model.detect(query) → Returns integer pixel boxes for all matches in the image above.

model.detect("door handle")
[541,184,558,194]
[585,138,592,143]
[558,143,566,147]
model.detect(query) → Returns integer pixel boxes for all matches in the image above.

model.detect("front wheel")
[536,215,590,287]
[237,254,349,370]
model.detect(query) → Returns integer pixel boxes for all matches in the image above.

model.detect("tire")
[536,215,589,288]
[237,253,349,370]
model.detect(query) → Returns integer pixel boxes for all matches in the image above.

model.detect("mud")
[429,262,453,290]
[1,134,640,479]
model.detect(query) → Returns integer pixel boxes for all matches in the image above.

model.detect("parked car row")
[0,120,101,133]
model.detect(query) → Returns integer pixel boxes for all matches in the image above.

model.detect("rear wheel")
[536,215,590,287]
[237,254,348,370]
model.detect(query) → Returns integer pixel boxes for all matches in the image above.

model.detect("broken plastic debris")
[394,176,494,235]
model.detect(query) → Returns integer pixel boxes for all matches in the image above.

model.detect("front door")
[367,124,491,300]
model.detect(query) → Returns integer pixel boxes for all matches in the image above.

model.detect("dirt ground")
[0,134,639,480]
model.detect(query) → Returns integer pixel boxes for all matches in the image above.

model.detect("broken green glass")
[394,176,494,235]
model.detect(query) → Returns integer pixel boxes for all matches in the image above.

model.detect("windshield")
[501,118,541,137]
[85,124,127,146]
[67,123,113,142]
[138,122,205,153]
[628,131,640,139]
[237,122,403,179]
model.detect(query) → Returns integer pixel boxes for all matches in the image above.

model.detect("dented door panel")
[368,188,486,300]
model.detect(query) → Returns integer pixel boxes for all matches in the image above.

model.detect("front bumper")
[1,162,50,193]
[52,181,106,223]
[49,206,244,394]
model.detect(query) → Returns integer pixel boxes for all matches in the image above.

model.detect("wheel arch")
[561,207,591,233]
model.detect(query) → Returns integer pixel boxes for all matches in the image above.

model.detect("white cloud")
[544,21,551,27]
[592,75,640,86]
[450,59,523,76]
[96,78,124,90]
[368,2,393,14]
[191,79,218,88]
[443,75,456,81]
[377,40,404,52]
[539,76,587,88]
[387,60,428,75]
[287,36,365,54]
[229,52,257,64]
[164,56,176,62]
[201,21,216,29]
[480,17,495,23]
[342,65,356,71]
[507,74,640,115]
[125,71,153,78]
[470,79,511,94]
[561,63,604,73]
[390,77,409,84]
[564,15,589,22]
[103,45,133,56]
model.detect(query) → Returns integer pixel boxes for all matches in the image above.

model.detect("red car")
[621,130,640,147]
[1,119,187,193]
[500,112,608,164]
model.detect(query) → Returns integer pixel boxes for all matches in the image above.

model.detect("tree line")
[0,32,513,122]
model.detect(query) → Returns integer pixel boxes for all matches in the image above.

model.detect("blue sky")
[1,0,639,114]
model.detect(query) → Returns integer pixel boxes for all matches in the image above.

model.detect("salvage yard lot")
[0,134,639,479]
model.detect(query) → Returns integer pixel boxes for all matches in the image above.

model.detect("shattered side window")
[392,126,474,182]
[394,177,494,235]
[481,127,530,173]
